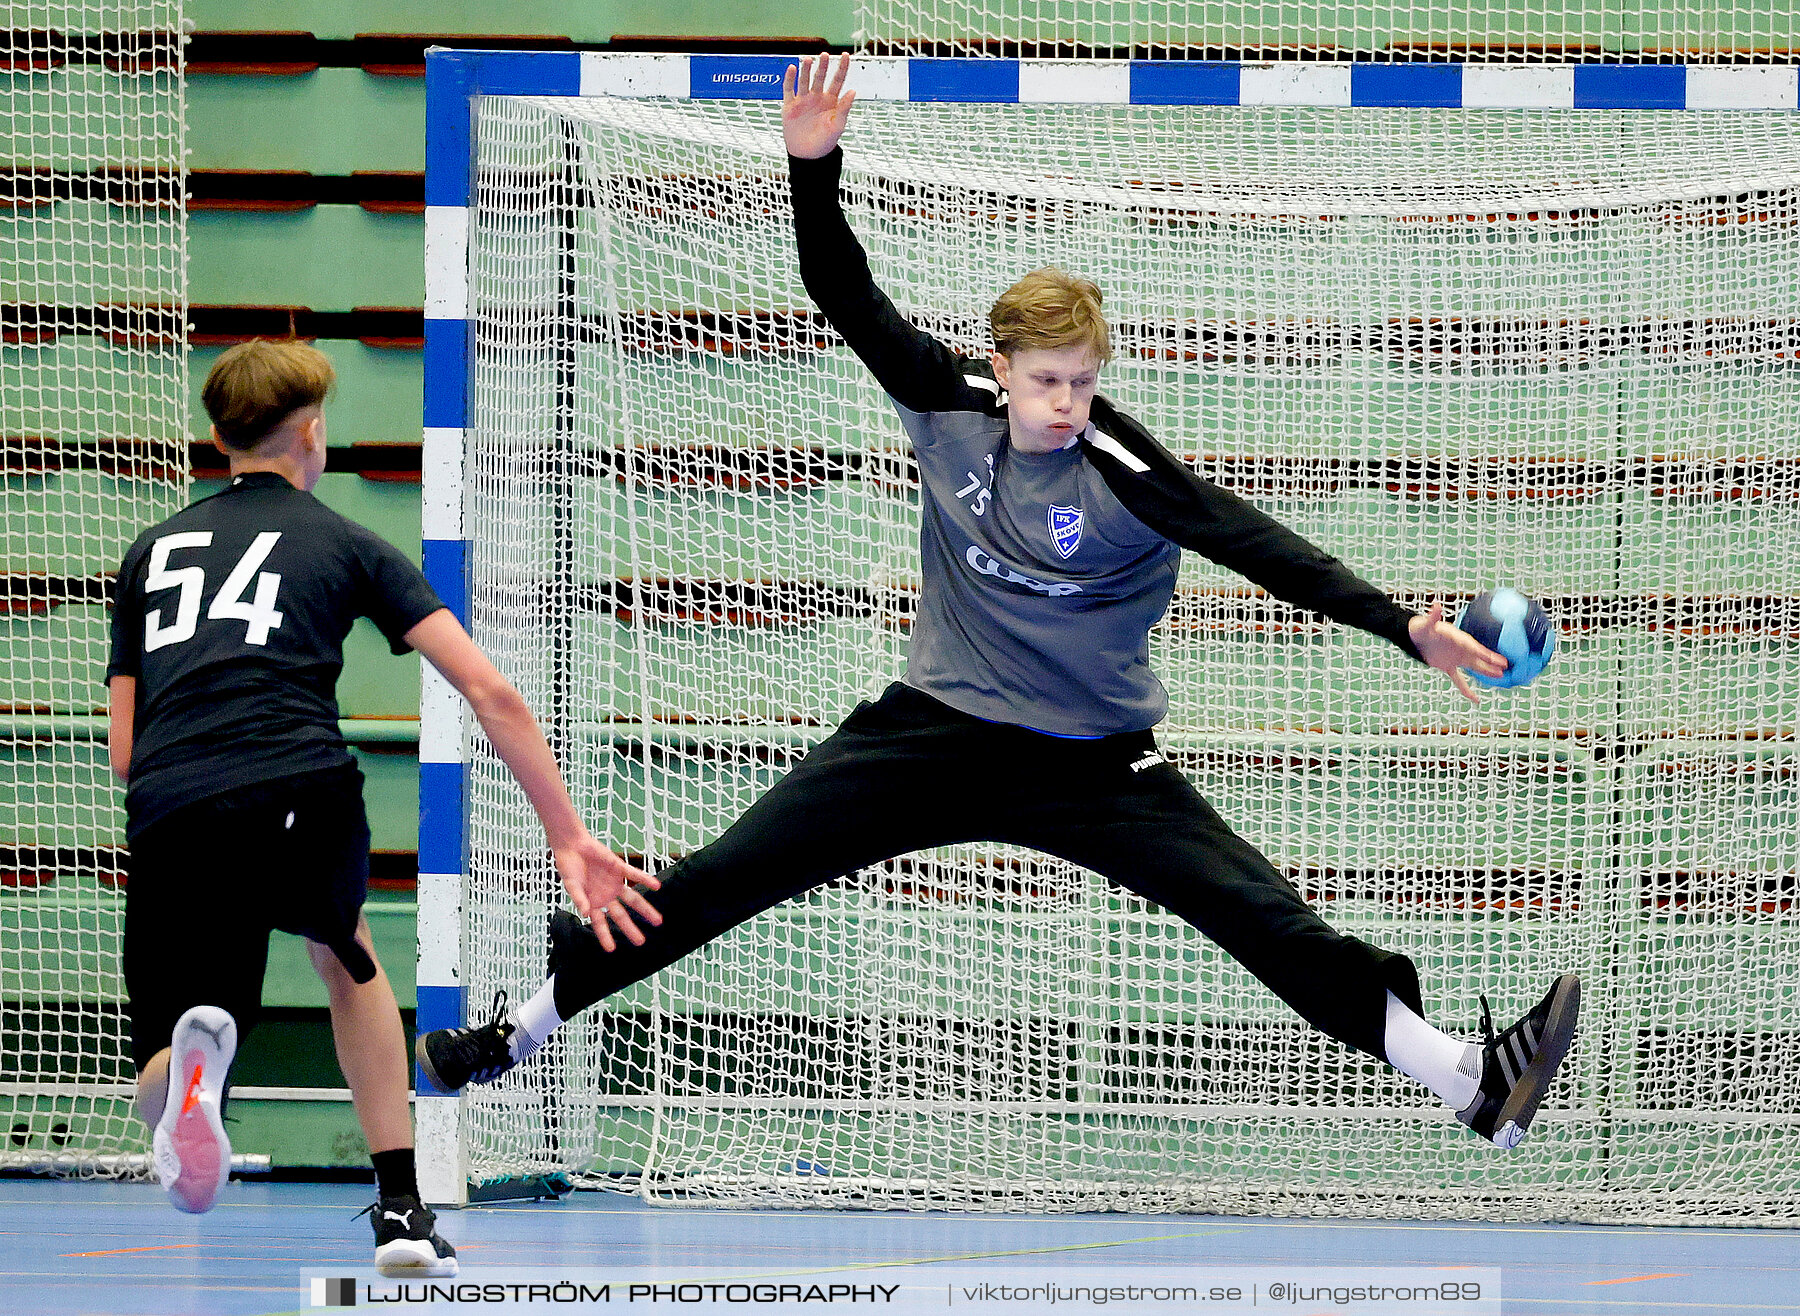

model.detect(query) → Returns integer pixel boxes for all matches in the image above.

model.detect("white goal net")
[458,91,1800,1222]
[855,1,1798,60]
[0,2,186,1174]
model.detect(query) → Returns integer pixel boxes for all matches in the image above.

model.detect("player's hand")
[1409,601,1508,706]
[783,52,857,160]
[551,832,662,952]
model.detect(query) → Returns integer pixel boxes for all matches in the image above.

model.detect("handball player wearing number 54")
[105,342,659,1271]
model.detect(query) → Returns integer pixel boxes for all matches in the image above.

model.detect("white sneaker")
[153,1005,237,1214]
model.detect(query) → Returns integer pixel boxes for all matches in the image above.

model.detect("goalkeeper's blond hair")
[201,339,336,452]
[988,267,1113,364]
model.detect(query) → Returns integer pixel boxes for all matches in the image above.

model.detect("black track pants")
[554,683,1421,1062]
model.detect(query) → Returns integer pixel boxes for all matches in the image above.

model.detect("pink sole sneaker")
[152,1006,237,1215]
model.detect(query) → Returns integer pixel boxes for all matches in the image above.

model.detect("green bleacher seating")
[189,208,423,310]
[189,70,424,173]
[0,203,183,306]
[186,1,847,44]
[0,606,110,714]
[351,742,419,853]
[2,341,186,443]
[0,471,165,577]
[0,738,120,855]
[2,69,180,170]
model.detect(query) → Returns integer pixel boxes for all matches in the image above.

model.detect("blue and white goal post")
[416,48,1800,1220]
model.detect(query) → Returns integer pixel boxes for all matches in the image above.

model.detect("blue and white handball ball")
[1457,588,1555,689]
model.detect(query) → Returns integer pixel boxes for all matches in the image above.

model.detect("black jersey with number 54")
[107,471,445,837]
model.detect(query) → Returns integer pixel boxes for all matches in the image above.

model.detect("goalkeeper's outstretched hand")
[1409,601,1509,706]
[552,833,662,952]
[784,52,857,159]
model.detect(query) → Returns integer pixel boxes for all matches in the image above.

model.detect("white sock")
[1383,991,1482,1110]
[510,979,564,1065]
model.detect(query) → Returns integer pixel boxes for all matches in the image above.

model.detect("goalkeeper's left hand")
[1409,601,1509,705]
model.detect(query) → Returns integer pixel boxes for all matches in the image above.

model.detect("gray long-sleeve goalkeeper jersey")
[792,149,1423,737]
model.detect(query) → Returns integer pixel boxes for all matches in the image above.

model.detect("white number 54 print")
[143,531,285,651]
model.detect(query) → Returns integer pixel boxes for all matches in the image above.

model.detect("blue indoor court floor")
[2,1179,1797,1316]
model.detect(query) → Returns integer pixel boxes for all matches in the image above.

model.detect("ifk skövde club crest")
[1048,505,1083,559]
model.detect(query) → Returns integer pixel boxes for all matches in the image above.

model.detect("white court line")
[462,1202,1800,1241]
[504,1232,1252,1284]
[786,1236,1224,1270]
[23,1189,1780,1247]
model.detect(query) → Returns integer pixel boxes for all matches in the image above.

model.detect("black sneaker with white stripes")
[1457,974,1581,1150]
[414,991,519,1092]
[364,1193,458,1278]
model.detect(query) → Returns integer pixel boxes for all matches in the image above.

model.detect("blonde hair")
[201,339,336,451]
[988,266,1112,364]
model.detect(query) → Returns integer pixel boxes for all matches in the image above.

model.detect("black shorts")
[123,763,375,1071]
[549,681,1421,1065]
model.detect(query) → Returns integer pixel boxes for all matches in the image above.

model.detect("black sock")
[371,1147,419,1202]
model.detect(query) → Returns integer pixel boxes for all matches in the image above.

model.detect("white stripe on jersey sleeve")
[1086,425,1151,473]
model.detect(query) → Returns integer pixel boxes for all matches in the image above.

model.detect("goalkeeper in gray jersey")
[418,54,1580,1151]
